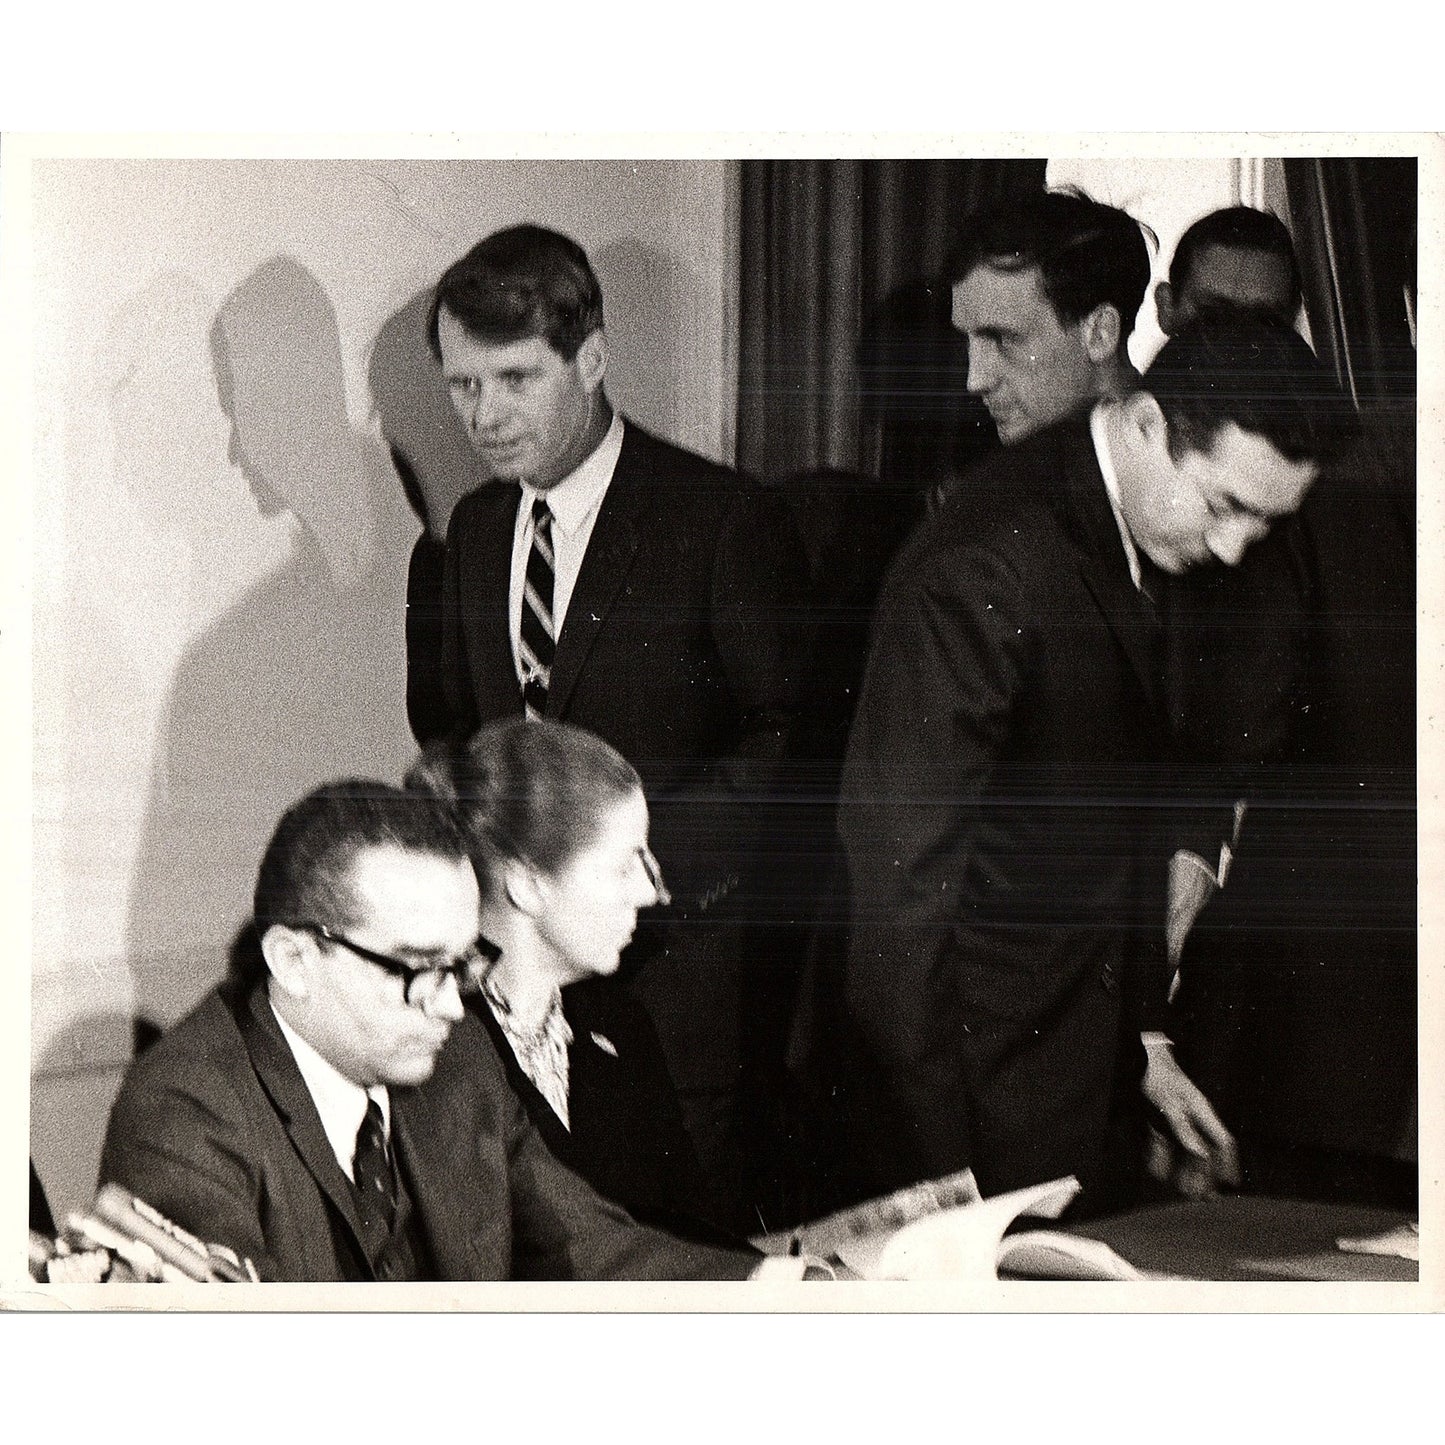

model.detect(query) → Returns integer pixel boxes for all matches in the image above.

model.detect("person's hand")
[1140,1033,1241,1198]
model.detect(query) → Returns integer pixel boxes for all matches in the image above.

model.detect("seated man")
[99,781,778,1282]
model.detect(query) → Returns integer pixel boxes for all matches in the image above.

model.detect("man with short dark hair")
[1150,207,1417,1208]
[421,225,808,1229]
[838,312,1357,1210]
[1156,205,1303,333]
[949,190,1152,445]
[99,781,763,1281]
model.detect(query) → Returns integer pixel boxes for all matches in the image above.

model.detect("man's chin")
[386,1050,445,1086]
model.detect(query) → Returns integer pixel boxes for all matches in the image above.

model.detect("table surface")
[1060,1195,1418,1282]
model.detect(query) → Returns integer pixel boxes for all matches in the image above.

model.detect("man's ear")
[260,924,312,1000]
[502,861,547,918]
[1155,281,1178,338]
[1079,302,1123,365]
[576,328,608,393]
[1123,388,1169,452]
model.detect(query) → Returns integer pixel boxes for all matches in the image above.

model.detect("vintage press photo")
[2,134,1438,1314]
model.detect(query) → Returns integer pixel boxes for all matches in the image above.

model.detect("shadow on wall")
[368,287,488,540]
[592,236,707,453]
[123,256,422,1030]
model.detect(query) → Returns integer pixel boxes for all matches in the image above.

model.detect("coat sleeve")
[98,1045,279,1280]
[496,1069,757,1281]
[837,536,1031,1180]
[437,499,484,742]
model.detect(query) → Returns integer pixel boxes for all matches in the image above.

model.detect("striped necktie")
[351,1097,396,1234]
[520,497,556,715]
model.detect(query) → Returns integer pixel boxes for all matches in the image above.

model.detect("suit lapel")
[388,1088,465,1276]
[546,426,646,716]
[467,482,527,720]
[1052,425,1163,714]
[237,985,373,1266]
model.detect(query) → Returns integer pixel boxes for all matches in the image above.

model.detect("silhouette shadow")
[368,287,488,541]
[593,236,711,452]
[124,256,421,1020]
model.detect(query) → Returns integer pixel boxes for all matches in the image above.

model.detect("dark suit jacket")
[471,978,729,1241]
[434,419,807,914]
[838,418,1167,1206]
[98,977,757,1282]
[1170,407,1416,1170]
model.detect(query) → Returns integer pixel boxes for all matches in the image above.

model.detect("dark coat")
[1169,408,1417,1174]
[838,417,1167,1207]
[98,977,757,1282]
[434,419,807,912]
[471,977,732,1242]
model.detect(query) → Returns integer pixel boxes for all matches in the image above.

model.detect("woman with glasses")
[406,718,726,1240]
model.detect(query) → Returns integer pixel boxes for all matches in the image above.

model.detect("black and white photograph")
[6,137,1431,1315]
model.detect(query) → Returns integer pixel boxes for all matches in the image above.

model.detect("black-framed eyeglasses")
[299,923,500,1008]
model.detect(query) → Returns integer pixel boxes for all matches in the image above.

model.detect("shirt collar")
[521,412,625,536]
[271,999,390,1181]
[1090,401,1144,591]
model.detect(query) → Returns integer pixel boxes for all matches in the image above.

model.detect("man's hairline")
[953,255,1122,340]
[260,836,471,939]
[431,300,599,366]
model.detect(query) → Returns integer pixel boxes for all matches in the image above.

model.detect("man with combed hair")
[1152,206,1416,1208]
[948,189,1152,445]
[421,225,809,1227]
[1156,205,1303,333]
[99,781,782,1281]
[838,312,1357,1211]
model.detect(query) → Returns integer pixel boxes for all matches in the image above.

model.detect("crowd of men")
[87,190,1416,1282]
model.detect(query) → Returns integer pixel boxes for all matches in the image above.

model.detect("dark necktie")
[352,1097,396,1234]
[520,497,556,716]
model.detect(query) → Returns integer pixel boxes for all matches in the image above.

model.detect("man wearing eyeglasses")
[97,781,767,1282]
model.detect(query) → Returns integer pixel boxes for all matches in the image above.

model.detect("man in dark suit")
[837,313,1356,1214]
[99,781,763,1281]
[1151,207,1417,1207]
[421,226,808,1227]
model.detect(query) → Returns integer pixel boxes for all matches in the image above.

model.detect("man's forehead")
[344,844,479,938]
[952,262,1060,331]
[1183,245,1296,319]
[436,312,559,370]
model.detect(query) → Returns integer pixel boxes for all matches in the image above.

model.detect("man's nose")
[466,382,506,434]
[965,340,997,395]
[1208,515,1269,568]
[421,973,466,1023]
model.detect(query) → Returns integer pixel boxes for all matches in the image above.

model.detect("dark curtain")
[736,159,1047,668]
[736,161,1046,1222]
[737,159,1047,486]
[1284,157,1417,409]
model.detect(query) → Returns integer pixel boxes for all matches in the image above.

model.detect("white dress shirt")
[1090,401,1145,592]
[509,413,626,693]
[273,1004,390,1183]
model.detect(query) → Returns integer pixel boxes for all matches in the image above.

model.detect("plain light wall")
[27,157,736,1216]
